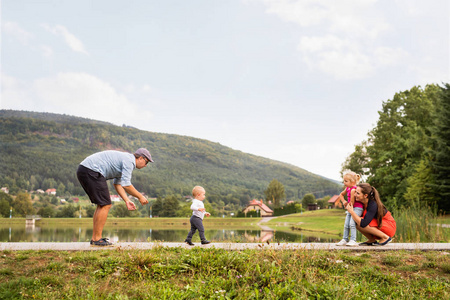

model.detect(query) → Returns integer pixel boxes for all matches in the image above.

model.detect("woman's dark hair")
[357,183,386,228]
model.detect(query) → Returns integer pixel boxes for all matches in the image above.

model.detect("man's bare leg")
[92,204,112,241]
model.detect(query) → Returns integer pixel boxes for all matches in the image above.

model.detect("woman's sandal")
[376,237,392,246]
[359,241,378,246]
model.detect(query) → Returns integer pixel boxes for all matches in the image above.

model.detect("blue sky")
[1,0,448,181]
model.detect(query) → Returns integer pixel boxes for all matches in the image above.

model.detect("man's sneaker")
[201,240,211,245]
[185,239,194,246]
[346,240,359,247]
[335,239,348,246]
[91,238,112,246]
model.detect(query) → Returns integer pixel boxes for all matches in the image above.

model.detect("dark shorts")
[76,165,111,206]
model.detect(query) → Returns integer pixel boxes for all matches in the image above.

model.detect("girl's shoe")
[346,240,359,246]
[335,239,348,246]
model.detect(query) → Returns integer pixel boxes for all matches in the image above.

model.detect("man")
[76,148,153,246]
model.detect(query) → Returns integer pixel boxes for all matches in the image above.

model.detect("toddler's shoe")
[201,240,211,245]
[335,239,348,246]
[346,240,359,247]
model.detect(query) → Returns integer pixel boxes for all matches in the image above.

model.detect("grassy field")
[267,209,345,235]
[0,247,449,299]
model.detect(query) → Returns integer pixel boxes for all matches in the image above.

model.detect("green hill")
[0,110,340,208]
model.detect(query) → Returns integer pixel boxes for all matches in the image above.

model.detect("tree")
[56,204,77,218]
[111,203,133,218]
[302,193,316,206]
[85,205,96,217]
[176,203,192,217]
[161,195,180,217]
[37,206,56,218]
[340,141,369,178]
[343,85,441,207]
[0,199,10,217]
[264,179,286,208]
[428,84,450,213]
[151,196,164,217]
[12,192,35,217]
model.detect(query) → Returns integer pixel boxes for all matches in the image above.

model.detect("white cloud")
[33,72,151,124]
[249,0,405,80]
[0,73,34,108]
[1,72,153,126]
[298,35,374,79]
[2,21,33,45]
[41,24,89,55]
[258,0,388,38]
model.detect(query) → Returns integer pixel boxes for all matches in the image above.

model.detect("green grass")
[268,209,345,235]
[0,248,449,299]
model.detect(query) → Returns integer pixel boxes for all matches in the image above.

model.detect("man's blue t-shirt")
[80,150,136,186]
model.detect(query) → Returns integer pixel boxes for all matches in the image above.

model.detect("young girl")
[336,171,363,246]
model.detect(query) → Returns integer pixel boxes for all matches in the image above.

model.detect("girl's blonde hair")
[343,170,361,184]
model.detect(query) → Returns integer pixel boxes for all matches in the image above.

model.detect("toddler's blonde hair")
[192,186,205,197]
[343,170,361,184]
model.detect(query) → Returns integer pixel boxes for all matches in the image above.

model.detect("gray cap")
[135,148,154,163]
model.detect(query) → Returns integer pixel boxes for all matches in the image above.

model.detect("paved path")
[1,242,449,251]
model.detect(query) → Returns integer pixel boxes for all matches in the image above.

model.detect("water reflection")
[0,225,340,243]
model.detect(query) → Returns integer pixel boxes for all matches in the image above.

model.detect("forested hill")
[0,110,340,207]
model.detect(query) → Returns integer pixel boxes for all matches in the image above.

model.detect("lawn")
[0,247,449,299]
[267,209,345,235]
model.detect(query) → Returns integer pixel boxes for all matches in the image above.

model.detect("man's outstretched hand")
[126,201,137,211]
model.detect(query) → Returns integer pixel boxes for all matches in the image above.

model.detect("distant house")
[72,197,79,203]
[46,189,56,195]
[36,189,45,194]
[110,195,121,202]
[328,195,344,208]
[307,203,319,211]
[243,199,273,217]
[286,200,295,205]
[1,187,9,194]
[60,199,66,204]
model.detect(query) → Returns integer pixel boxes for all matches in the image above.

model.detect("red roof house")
[243,199,273,217]
[328,195,344,208]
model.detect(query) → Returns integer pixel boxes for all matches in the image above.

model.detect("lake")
[0,223,340,243]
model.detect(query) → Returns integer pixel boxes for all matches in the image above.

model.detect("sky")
[1,0,449,181]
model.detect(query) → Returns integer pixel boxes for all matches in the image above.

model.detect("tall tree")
[352,85,440,206]
[264,179,285,208]
[151,196,164,217]
[429,84,450,212]
[404,159,437,206]
[302,193,316,206]
[12,192,35,217]
[341,141,369,178]
[161,195,180,217]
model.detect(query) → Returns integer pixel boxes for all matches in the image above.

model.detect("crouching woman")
[346,183,396,246]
